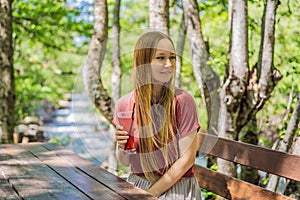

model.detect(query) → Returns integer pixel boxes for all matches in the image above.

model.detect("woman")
[113,31,201,199]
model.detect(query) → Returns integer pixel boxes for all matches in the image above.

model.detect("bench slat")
[199,133,300,182]
[194,165,294,200]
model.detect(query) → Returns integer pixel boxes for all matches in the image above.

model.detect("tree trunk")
[215,2,282,196]
[0,0,14,144]
[284,134,300,199]
[182,0,220,136]
[175,13,186,88]
[107,0,121,173]
[111,0,121,107]
[216,3,249,199]
[82,0,113,122]
[257,0,280,97]
[266,93,300,192]
[217,1,249,186]
[239,116,259,184]
[149,0,169,35]
[238,0,282,129]
[108,0,122,174]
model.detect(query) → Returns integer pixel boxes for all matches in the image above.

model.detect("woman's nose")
[165,59,172,67]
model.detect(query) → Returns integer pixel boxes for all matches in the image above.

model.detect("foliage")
[12,0,299,148]
[13,0,92,121]
[9,1,300,197]
[48,135,72,146]
[254,0,300,146]
[200,188,217,200]
[117,165,130,177]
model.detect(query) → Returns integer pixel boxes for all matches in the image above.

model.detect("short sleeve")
[175,90,200,139]
[112,103,120,126]
[112,92,134,126]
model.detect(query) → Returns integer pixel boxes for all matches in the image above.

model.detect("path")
[44,93,113,166]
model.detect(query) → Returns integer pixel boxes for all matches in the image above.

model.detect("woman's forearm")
[116,144,130,166]
[147,132,198,197]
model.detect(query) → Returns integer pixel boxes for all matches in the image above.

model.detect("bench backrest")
[194,133,300,200]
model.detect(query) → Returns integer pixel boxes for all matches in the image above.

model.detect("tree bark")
[215,2,283,195]
[266,93,300,192]
[257,0,280,99]
[82,0,113,122]
[239,116,259,184]
[218,0,249,142]
[239,0,282,128]
[284,134,300,199]
[175,13,186,88]
[108,0,122,174]
[111,0,121,107]
[0,0,14,144]
[182,0,220,135]
[216,3,249,197]
[149,0,169,35]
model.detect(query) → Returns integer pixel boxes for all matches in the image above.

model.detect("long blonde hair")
[133,32,178,180]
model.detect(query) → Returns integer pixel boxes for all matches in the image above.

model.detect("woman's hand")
[115,125,129,150]
[146,188,159,198]
[115,125,130,166]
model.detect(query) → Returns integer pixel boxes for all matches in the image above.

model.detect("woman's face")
[151,38,176,84]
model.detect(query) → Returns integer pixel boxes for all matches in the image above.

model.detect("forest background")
[0,0,299,199]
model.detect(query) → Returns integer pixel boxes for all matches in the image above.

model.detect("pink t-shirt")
[113,88,200,177]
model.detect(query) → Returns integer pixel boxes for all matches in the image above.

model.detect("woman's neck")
[152,84,163,103]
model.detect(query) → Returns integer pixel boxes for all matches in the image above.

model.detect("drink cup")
[117,111,137,154]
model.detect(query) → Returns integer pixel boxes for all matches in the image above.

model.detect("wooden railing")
[194,133,300,200]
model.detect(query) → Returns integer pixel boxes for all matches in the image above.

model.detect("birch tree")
[149,0,169,35]
[111,0,121,105]
[0,0,14,144]
[218,0,282,184]
[108,0,122,174]
[182,0,220,137]
[267,93,300,193]
[285,131,300,198]
[182,0,282,189]
[82,0,113,123]
[175,13,186,88]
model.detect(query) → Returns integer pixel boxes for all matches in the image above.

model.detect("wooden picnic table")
[0,142,157,200]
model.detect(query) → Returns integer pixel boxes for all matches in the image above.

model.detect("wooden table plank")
[42,143,158,200]
[1,143,157,200]
[23,143,127,200]
[0,144,90,200]
[0,151,20,200]
[0,174,20,200]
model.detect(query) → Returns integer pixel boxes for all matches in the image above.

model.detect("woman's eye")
[156,56,165,60]
[170,56,176,60]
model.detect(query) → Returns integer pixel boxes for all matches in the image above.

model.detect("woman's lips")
[160,70,172,74]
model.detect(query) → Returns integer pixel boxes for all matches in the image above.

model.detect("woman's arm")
[116,145,130,166]
[147,131,198,197]
[115,125,130,166]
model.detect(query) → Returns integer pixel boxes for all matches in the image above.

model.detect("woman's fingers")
[116,125,123,130]
[115,130,129,149]
[116,134,129,143]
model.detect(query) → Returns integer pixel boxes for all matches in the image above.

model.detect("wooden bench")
[0,143,157,200]
[194,133,300,200]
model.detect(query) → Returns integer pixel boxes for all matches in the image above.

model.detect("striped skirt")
[127,173,201,200]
